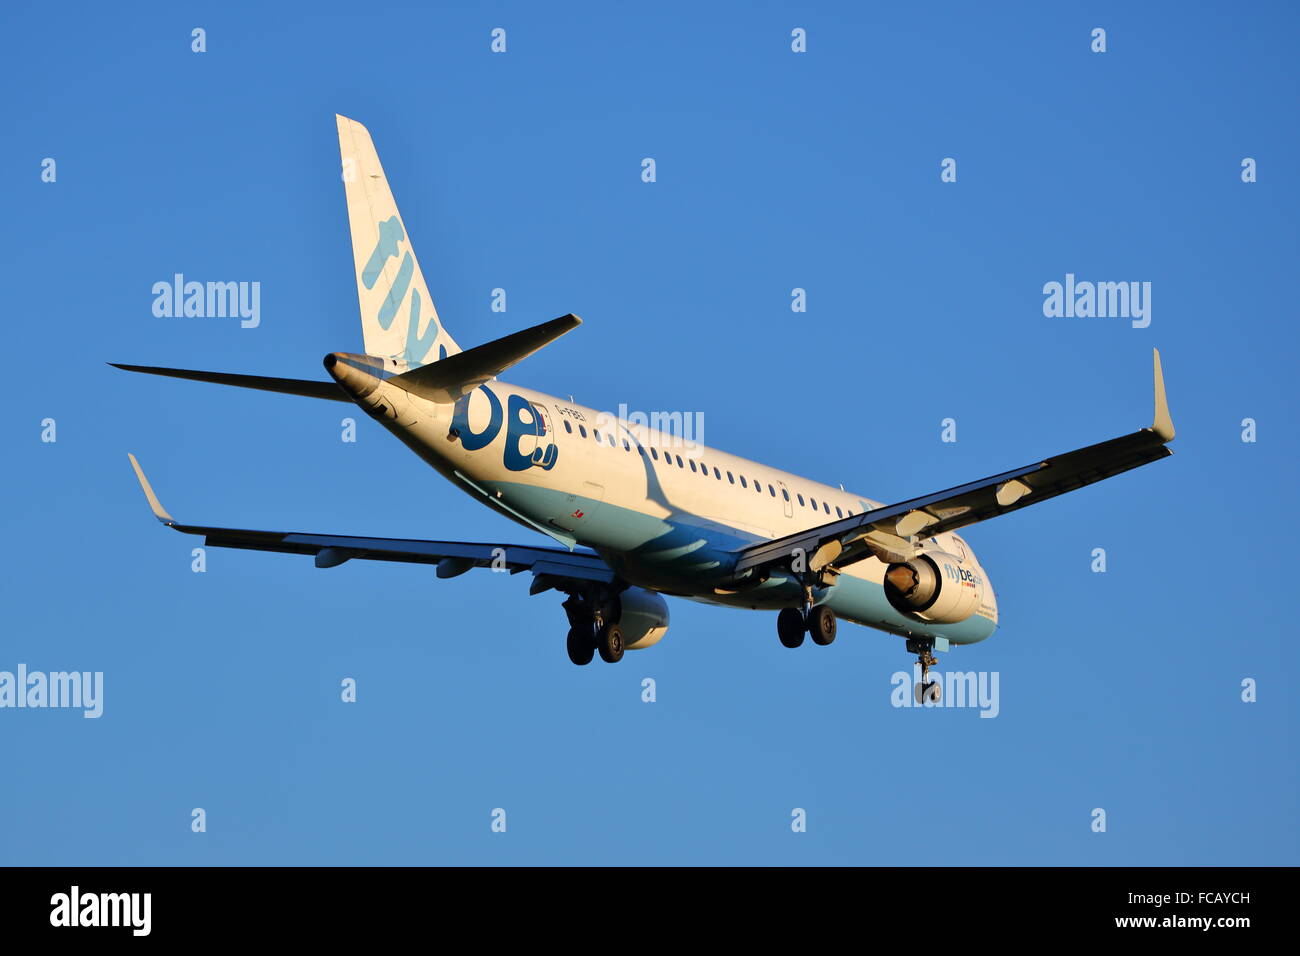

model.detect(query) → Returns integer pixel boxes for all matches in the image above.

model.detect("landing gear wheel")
[777,608,806,648]
[566,626,595,666]
[597,623,625,663]
[808,606,837,646]
[914,681,941,704]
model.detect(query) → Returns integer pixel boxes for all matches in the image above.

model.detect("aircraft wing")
[733,350,1176,578]
[126,454,614,588]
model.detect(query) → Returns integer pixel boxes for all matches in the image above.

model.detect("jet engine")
[883,552,985,624]
[616,587,670,649]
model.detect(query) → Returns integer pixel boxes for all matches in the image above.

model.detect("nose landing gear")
[907,637,941,703]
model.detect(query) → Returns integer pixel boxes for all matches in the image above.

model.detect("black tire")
[809,605,837,645]
[597,623,625,663]
[566,626,595,666]
[777,607,806,648]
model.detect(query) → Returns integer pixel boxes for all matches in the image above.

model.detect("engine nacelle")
[883,552,985,624]
[617,587,670,649]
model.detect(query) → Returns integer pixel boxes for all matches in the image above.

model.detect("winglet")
[127,454,175,525]
[1151,348,1175,442]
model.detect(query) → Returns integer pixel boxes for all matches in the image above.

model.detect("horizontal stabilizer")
[387,314,581,403]
[111,363,349,402]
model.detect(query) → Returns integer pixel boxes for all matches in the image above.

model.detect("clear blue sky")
[3,0,1296,865]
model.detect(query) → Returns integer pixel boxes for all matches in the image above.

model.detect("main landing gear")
[908,637,941,703]
[563,592,624,665]
[776,605,837,649]
[566,624,624,665]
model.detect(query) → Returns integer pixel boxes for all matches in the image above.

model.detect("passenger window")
[797,494,805,506]
[823,502,830,514]
[578,425,587,438]
[810,498,817,510]
[755,481,762,493]
[768,484,776,496]
[740,476,747,488]
[727,472,735,484]
[836,507,843,517]
[689,460,697,473]
[650,447,658,460]
[782,489,790,501]
[676,455,685,468]
[623,440,630,451]
[563,420,573,434]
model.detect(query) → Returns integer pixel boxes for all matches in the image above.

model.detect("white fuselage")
[328,357,998,647]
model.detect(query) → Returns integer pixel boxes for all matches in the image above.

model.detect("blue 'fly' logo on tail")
[361,216,444,366]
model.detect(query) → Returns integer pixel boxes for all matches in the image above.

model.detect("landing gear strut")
[908,637,941,703]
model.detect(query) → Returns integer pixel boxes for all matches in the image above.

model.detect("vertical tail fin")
[336,115,461,369]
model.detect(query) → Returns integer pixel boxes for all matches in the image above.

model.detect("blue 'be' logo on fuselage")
[451,385,558,472]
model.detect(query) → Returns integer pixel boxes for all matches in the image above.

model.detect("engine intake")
[883,552,985,624]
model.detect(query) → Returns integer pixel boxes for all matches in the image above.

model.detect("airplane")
[117,115,1176,702]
